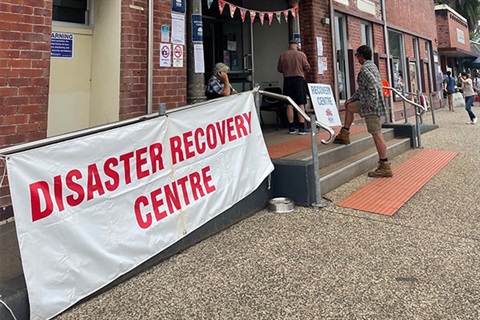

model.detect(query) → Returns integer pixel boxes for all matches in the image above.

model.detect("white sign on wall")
[7,92,273,319]
[456,28,465,44]
[308,83,342,126]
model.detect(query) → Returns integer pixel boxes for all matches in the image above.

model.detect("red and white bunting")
[249,10,256,24]
[229,3,236,18]
[218,0,298,25]
[240,8,247,22]
[218,0,226,15]
[276,12,282,24]
[267,12,274,25]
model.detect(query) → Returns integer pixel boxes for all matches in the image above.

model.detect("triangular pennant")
[218,0,225,15]
[276,12,282,24]
[207,0,214,9]
[283,10,289,22]
[229,4,236,18]
[240,8,247,22]
[267,12,274,25]
[249,10,256,24]
[290,7,296,19]
[259,12,265,25]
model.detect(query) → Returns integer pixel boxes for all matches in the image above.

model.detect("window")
[334,14,349,100]
[360,21,372,46]
[389,30,406,92]
[53,0,90,25]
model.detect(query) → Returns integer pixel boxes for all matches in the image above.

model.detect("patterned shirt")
[205,75,233,100]
[350,60,387,117]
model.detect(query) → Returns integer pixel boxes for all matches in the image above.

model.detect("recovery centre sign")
[7,92,274,319]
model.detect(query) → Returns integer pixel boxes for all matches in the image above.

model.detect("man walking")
[277,39,311,135]
[333,45,392,178]
[443,70,456,111]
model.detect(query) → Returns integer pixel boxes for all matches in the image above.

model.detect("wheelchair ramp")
[337,149,457,216]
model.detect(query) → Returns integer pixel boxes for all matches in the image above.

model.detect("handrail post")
[402,86,408,123]
[429,93,436,125]
[310,114,325,208]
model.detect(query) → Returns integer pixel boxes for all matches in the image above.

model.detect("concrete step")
[270,128,412,206]
[319,137,411,194]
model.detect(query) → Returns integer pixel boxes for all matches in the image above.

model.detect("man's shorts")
[283,76,307,105]
[364,114,382,134]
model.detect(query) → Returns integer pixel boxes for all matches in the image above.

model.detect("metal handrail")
[257,89,335,144]
[383,86,428,116]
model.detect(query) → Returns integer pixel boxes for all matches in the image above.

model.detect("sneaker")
[298,127,311,135]
[288,127,297,134]
[473,118,478,124]
[467,121,474,124]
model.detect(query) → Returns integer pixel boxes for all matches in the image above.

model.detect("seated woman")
[205,62,238,100]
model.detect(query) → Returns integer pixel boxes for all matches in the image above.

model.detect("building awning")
[438,47,477,58]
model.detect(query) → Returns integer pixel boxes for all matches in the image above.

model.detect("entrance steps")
[269,127,413,206]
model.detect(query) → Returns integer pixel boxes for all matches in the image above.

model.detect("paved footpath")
[51,107,479,319]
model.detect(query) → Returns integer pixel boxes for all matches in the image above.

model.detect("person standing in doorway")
[458,72,477,124]
[333,45,392,178]
[277,39,311,135]
[443,71,456,112]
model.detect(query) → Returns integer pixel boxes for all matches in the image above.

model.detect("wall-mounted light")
[321,17,330,25]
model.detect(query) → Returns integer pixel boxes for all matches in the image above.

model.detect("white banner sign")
[308,83,342,126]
[7,92,274,320]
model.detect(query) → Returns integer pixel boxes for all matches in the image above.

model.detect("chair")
[260,86,286,130]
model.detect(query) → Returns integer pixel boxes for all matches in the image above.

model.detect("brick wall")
[119,0,187,121]
[0,0,52,210]
[435,9,470,51]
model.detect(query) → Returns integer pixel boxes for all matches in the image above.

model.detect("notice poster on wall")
[160,43,171,67]
[51,32,73,58]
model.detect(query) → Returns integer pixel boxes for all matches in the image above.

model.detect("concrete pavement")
[2,106,480,319]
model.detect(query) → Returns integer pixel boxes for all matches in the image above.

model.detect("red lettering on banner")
[135,147,149,180]
[53,175,64,212]
[206,124,217,149]
[226,117,236,141]
[149,143,164,173]
[29,142,166,222]
[183,131,195,160]
[169,112,253,165]
[151,188,167,222]
[87,164,105,201]
[176,176,190,205]
[66,170,84,207]
[104,157,120,191]
[119,152,134,184]
[30,181,53,222]
[134,196,151,229]
[170,136,183,165]
[194,128,206,154]
[215,121,226,145]
[134,165,217,229]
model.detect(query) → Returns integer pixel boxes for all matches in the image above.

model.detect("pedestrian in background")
[458,72,477,124]
[333,45,392,178]
[277,39,311,135]
[443,71,456,112]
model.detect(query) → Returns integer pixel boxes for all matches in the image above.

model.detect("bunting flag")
[218,0,226,15]
[276,12,282,24]
[259,12,265,25]
[229,3,236,18]
[218,0,298,25]
[240,8,247,22]
[207,0,214,9]
[249,10,256,24]
[267,12,274,25]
